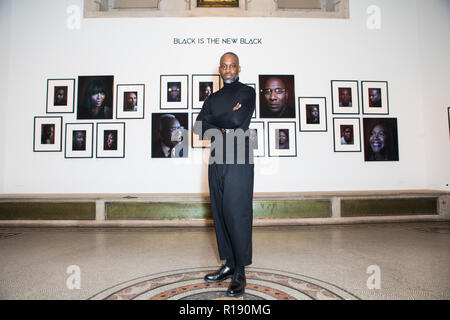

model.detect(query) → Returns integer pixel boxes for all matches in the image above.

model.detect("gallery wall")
[415,0,450,191]
[0,0,448,195]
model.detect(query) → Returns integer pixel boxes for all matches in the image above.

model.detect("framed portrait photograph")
[192,74,222,109]
[65,123,94,158]
[363,118,399,161]
[96,122,125,158]
[249,121,265,157]
[191,112,211,148]
[160,75,189,110]
[197,0,239,7]
[116,84,145,119]
[331,80,360,114]
[77,75,114,120]
[33,116,63,152]
[299,97,327,132]
[268,122,297,157]
[151,113,189,158]
[245,83,257,118]
[46,79,75,113]
[448,107,450,138]
[332,118,361,152]
[362,81,389,115]
[259,75,296,118]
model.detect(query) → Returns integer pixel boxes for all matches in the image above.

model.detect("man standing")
[194,52,255,298]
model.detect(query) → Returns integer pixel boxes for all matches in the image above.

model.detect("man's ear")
[238,65,241,73]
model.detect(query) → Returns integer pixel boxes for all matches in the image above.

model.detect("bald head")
[219,52,241,84]
[220,52,239,66]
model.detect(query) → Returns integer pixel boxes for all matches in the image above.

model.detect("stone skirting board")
[0,191,449,226]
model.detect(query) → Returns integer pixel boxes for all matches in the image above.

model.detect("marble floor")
[0,221,449,300]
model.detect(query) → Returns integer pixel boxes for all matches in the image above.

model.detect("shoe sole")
[204,274,233,283]
[226,290,245,298]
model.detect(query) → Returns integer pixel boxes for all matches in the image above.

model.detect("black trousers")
[208,163,254,267]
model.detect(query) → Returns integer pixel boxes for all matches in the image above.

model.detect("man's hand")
[233,103,242,111]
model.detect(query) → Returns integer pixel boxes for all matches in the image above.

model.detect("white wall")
[416,0,450,191]
[0,0,13,193]
[0,0,448,194]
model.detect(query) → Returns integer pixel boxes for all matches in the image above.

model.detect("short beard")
[222,75,238,84]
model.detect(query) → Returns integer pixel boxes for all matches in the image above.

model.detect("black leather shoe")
[204,265,234,283]
[227,273,246,298]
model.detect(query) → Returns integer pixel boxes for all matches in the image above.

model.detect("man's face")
[339,88,352,106]
[343,127,353,142]
[219,54,240,84]
[126,93,137,108]
[56,89,65,102]
[310,106,319,118]
[168,84,180,100]
[203,86,211,97]
[264,78,288,115]
[161,118,183,147]
[369,89,381,107]
[369,125,386,153]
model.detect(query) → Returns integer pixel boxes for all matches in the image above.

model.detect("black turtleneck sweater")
[194,79,256,164]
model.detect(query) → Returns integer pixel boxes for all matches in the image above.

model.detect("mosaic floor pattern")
[88,267,360,300]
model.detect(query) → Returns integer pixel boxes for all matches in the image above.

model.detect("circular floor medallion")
[89,267,360,300]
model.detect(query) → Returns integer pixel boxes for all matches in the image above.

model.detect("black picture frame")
[160,75,189,110]
[332,117,362,152]
[448,107,450,138]
[192,74,222,110]
[249,121,265,157]
[331,80,360,115]
[298,97,328,132]
[33,116,63,152]
[245,83,257,119]
[268,121,297,157]
[191,112,211,148]
[116,84,145,119]
[46,79,75,114]
[361,81,389,115]
[65,123,94,159]
[96,122,126,158]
